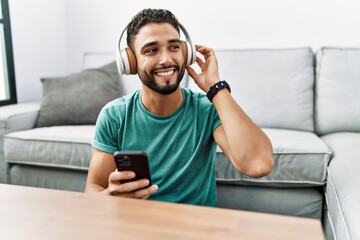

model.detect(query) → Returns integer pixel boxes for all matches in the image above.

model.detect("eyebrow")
[141,39,181,52]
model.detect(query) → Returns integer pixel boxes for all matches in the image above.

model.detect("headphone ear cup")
[116,47,137,75]
[181,41,189,65]
[181,41,196,66]
[125,48,137,74]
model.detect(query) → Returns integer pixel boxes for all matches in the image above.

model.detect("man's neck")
[141,85,183,116]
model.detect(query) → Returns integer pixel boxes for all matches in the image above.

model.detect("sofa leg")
[6,163,12,184]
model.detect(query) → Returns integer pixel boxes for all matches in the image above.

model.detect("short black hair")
[126,8,180,48]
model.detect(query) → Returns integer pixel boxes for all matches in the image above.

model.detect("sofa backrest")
[187,48,315,131]
[315,48,360,135]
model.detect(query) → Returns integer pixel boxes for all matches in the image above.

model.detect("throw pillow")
[36,61,121,127]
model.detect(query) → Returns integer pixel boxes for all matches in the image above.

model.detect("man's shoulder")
[99,90,140,120]
[102,90,139,111]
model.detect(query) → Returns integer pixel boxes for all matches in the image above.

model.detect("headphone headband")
[116,22,196,75]
[116,27,128,74]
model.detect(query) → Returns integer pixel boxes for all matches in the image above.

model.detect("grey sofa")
[1,47,359,240]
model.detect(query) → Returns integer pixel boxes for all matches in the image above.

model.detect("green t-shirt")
[92,88,221,206]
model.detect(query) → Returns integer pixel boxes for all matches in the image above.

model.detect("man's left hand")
[186,45,220,93]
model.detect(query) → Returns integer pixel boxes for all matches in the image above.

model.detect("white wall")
[9,0,68,102]
[9,0,360,102]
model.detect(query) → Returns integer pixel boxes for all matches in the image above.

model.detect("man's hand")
[108,170,158,199]
[85,149,158,199]
[186,45,220,93]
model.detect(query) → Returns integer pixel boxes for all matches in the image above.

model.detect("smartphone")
[113,151,152,185]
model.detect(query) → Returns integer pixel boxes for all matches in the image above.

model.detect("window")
[0,0,16,106]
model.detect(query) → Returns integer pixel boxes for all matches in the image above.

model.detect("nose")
[158,50,172,65]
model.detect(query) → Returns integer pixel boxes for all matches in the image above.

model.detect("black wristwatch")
[207,81,231,102]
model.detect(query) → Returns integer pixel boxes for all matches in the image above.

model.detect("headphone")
[116,23,196,75]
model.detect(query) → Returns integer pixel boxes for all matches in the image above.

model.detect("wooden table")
[0,184,324,240]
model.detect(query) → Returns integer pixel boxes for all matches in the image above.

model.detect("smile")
[154,70,175,77]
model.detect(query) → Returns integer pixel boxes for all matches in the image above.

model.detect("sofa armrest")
[0,102,41,183]
[0,102,41,134]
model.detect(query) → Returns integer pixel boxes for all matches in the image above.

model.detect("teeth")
[156,70,174,76]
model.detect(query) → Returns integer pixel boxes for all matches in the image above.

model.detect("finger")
[122,179,151,193]
[186,66,197,79]
[108,178,150,196]
[123,184,158,199]
[195,56,205,67]
[195,44,205,49]
[109,170,135,183]
[133,184,159,199]
[108,175,149,195]
[141,194,150,200]
[195,46,214,59]
[195,44,208,51]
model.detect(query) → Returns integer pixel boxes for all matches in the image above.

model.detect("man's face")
[132,22,186,95]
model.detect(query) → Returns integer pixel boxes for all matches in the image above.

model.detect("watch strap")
[207,81,231,102]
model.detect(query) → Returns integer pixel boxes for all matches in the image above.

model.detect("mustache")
[151,65,179,74]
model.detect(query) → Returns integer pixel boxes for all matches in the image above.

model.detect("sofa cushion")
[36,62,121,127]
[4,126,94,170]
[188,48,315,131]
[322,133,360,240]
[216,128,332,187]
[9,164,87,191]
[315,48,360,135]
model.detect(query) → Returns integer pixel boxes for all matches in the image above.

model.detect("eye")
[145,48,157,54]
[169,45,180,51]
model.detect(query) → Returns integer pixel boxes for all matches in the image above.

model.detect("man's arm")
[85,149,158,198]
[186,45,274,178]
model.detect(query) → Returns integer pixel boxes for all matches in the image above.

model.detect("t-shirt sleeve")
[92,107,119,154]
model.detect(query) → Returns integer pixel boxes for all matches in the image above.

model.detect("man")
[85,9,274,206]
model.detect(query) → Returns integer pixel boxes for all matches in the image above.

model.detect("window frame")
[0,0,17,106]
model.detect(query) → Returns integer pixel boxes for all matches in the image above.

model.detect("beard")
[138,64,185,95]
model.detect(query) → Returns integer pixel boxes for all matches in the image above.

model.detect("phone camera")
[118,156,131,167]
